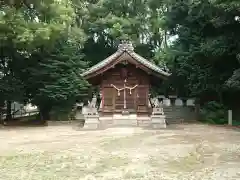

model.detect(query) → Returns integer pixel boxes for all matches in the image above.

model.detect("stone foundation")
[137,116,151,127]
[99,116,113,128]
[98,114,151,128]
[151,115,167,129]
[85,114,168,129]
[112,114,137,126]
[83,114,100,130]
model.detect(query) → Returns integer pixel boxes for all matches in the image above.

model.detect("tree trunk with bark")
[39,105,51,125]
[6,100,12,121]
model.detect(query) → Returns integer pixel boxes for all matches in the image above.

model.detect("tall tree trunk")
[39,105,51,125]
[6,100,12,121]
[164,30,168,48]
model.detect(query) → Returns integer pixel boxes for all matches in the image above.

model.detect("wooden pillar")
[135,88,138,113]
[112,88,116,112]
[101,86,104,114]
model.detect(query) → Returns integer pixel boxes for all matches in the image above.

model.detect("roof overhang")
[82,41,171,80]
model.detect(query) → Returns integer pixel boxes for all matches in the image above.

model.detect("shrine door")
[136,86,149,114]
[114,88,137,112]
[103,87,115,113]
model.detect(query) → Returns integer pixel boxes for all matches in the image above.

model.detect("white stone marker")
[163,98,171,106]
[175,98,183,106]
[228,110,232,126]
[186,99,195,106]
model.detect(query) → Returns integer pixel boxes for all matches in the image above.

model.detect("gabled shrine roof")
[82,41,171,78]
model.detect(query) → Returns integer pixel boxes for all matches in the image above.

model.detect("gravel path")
[0,124,240,180]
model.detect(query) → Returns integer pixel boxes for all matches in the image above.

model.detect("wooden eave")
[82,47,171,80]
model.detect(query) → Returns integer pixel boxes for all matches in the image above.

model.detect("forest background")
[1,0,240,124]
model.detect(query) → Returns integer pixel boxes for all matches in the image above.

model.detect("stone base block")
[137,116,151,127]
[75,111,84,120]
[138,122,151,127]
[112,114,137,126]
[152,123,167,129]
[83,115,100,130]
[151,115,167,129]
[113,119,137,126]
[83,123,99,129]
[152,108,164,115]
[121,110,130,115]
[99,116,113,128]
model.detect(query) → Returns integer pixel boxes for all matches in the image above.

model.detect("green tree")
[75,1,165,52]
[0,0,87,121]
[24,36,89,120]
[161,0,240,104]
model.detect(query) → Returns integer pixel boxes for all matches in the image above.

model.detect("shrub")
[200,101,227,124]
[50,106,74,121]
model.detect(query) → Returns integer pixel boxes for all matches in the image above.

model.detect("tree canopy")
[161,0,240,104]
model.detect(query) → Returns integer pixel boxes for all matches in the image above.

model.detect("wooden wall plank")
[101,63,151,115]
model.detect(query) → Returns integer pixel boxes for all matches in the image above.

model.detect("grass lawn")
[0,124,240,180]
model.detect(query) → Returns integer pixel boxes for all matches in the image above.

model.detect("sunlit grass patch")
[1,125,240,180]
[100,133,150,150]
[156,134,204,145]
[93,155,130,173]
[166,142,216,172]
[123,167,150,179]
[0,152,94,180]
[218,145,240,162]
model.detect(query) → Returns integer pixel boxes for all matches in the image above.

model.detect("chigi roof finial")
[118,40,134,52]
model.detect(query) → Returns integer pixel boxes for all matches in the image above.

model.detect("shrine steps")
[99,114,153,128]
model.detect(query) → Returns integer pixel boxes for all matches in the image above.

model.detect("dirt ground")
[0,123,240,180]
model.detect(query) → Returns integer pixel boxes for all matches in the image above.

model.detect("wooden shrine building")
[82,41,170,117]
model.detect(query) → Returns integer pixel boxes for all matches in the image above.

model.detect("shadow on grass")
[142,124,185,131]
[165,142,216,173]
[1,114,47,127]
[1,116,85,129]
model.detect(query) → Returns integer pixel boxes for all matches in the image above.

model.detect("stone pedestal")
[75,110,83,120]
[83,114,100,130]
[152,107,164,115]
[151,115,167,129]
[75,110,84,127]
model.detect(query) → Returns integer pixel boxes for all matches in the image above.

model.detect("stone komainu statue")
[88,95,97,108]
[151,97,161,108]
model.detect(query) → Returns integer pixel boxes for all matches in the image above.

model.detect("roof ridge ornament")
[118,40,134,52]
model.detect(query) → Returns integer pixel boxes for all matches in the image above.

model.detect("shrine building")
[82,41,170,120]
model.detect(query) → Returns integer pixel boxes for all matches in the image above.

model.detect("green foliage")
[76,0,167,64]
[22,34,89,119]
[0,0,74,51]
[2,0,240,122]
[200,101,227,124]
[233,120,240,126]
[32,40,88,103]
[0,0,88,120]
[226,69,240,90]
[49,108,72,121]
[161,0,240,101]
